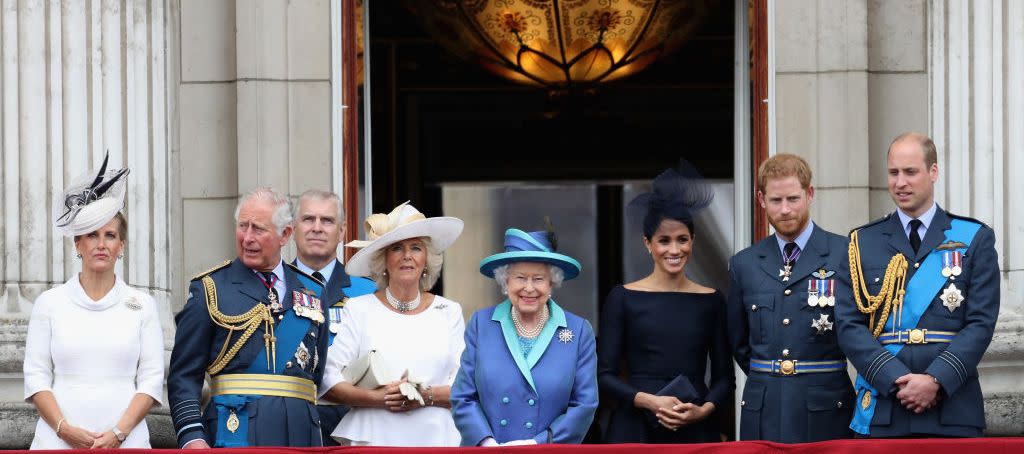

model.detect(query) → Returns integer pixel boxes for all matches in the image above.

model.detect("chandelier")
[404,0,714,89]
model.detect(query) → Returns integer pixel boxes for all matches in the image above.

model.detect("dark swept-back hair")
[628,162,714,240]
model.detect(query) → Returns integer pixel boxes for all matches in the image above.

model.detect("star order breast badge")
[941,283,965,312]
[811,313,833,334]
[557,328,574,343]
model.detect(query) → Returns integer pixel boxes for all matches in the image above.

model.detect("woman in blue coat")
[451,227,598,446]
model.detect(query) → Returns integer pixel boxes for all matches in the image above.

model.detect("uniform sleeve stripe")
[868,355,895,383]
[940,351,968,382]
[866,350,892,380]
[938,355,966,384]
[171,399,200,411]
[176,423,204,438]
[942,350,968,376]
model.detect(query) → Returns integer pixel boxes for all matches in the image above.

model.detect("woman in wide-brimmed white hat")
[320,201,465,446]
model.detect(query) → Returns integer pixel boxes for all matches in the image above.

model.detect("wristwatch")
[112,426,127,443]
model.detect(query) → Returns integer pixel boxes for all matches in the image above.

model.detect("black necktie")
[312,271,325,285]
[259,271,279,301]
[783,242,799,266]
[909,219,923,254]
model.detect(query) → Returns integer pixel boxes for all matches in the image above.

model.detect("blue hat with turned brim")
[479,228,581,280]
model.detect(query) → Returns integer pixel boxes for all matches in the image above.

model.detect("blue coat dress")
[835,208,998,437]
[451,300,598,446]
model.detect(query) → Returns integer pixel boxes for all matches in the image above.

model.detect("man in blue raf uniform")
[836,132,998,437]
[168,187,330,448]
[727,154,854,442]
[290,189,374,445]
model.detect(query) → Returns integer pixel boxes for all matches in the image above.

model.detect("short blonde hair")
[368,237,444,291]
[757,154,813,192]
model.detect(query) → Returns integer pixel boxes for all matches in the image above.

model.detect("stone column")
[0,0,173,448]
[773,0,871,234]
[928,0,1024,434]
[177,0,334,283]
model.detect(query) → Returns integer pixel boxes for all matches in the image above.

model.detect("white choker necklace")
[385,287,421,312]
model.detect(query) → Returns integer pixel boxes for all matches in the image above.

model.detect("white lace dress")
[320,293,465,446]
[23,275,165,449]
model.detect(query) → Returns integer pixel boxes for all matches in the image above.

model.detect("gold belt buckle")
[907,329,927,344]
[779,359,797,375]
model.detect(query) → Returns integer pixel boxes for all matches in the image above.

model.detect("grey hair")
[492,262,565,295]
[235,187,293,235]
[297,189,344,223]
[368,236,444,291]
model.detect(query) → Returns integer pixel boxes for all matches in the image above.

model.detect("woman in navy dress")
[598,165,734,443]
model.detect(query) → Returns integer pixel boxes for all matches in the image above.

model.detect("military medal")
[941,283,964,312]
[292,291,325,323]
[257,272,283,312]
[941,251,953,278]
[825,279,836,307]
[951,250,963,277]
[807,279,819,306]
[226,410,240,433]
[779,265,792,282]
[295,342,310,370]
[812,313,833,334]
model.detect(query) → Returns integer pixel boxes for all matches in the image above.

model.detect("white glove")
[501,439,538,446]
[479,437,500,447]
[398,381,424,406]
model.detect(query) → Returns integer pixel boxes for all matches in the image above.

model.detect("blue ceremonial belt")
[750,358,846,375]
[851,219,980,435]
[878,330,957,345]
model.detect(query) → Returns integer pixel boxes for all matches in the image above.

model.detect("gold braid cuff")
[848,229,909,338]
[203,276,275,375]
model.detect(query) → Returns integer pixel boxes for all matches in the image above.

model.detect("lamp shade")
[404,0,714,88]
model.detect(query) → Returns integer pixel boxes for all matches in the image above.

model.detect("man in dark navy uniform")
[727,154,854,442]
[168,187,330,448]
[836,132,998,437]
[290,189,375,445]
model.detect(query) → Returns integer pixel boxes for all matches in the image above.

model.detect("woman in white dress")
[320,202,465,446]
[23,154,164,449]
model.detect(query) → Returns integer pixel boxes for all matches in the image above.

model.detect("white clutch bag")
[341,350,393,389]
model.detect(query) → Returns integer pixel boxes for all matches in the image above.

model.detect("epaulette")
[285,262,324,289]
[191,260,231,281]
[947,211,989,228]
[849,213,894,235]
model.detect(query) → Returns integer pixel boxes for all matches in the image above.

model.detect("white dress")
[321,293,465,446]
[23,275,165,449]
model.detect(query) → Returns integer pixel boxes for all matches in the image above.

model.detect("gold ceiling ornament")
[404,0,715,89]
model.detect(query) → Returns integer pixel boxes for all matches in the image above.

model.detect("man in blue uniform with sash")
[168,187,331,448]
[726,154,854,442]
[837,132,999,437]
[290,189,375,445]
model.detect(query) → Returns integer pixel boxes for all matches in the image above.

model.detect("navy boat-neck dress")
[597,285,734,443]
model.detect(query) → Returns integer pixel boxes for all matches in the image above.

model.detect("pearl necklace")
[385,287,421,312]
[511,305,549,338]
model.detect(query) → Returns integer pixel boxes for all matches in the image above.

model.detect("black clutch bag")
[656,375,701,403]
[642,375,703,429]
